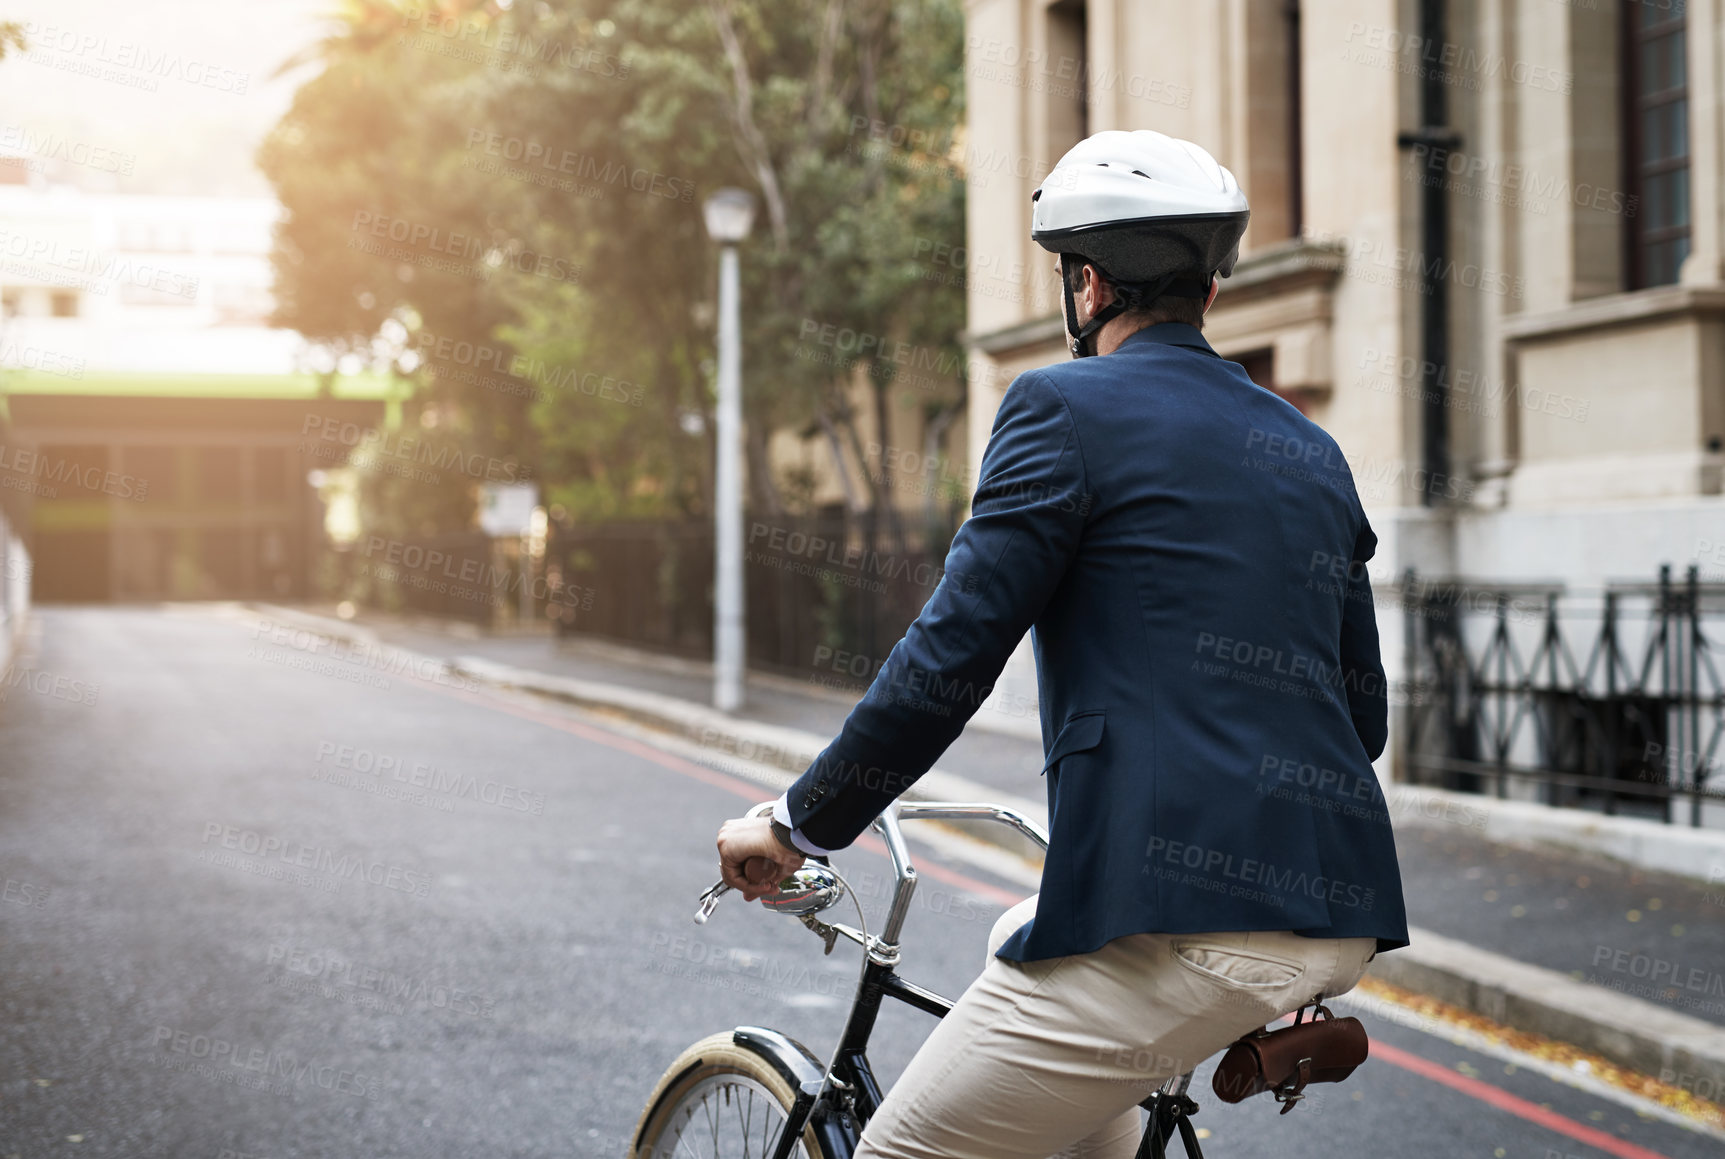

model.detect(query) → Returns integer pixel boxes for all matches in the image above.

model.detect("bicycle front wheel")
[630,1031,834,1158]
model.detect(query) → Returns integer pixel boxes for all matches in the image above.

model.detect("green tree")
[263,0,968,550]
[260,0,538,540]
[494,0,968,539]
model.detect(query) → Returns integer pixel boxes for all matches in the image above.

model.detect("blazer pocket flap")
[1041,711,1105,774]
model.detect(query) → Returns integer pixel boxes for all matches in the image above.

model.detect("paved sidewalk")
[252,604,1725,1095]
[265,606,1047,796]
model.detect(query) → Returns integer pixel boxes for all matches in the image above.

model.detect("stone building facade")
[961,0,1724,800]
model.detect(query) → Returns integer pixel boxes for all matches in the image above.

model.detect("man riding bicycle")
[716,129,1409,1159]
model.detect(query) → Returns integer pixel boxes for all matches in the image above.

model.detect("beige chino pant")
[853,895,1377,1159]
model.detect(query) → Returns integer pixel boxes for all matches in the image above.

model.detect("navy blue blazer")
[784,322,1409,963]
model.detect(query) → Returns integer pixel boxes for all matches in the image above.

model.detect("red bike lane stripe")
[1369,1040,1673,1159]
[433,672,1681,1158]
[426,676,1030,909]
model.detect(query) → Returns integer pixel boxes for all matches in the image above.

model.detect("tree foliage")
[262,0,967,536]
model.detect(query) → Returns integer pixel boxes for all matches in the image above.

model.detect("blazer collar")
[1117,322,1219,358]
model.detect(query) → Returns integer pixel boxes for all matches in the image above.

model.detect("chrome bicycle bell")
[758,864,848,918]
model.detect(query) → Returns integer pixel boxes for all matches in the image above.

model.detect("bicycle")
[629,801,1210,1159]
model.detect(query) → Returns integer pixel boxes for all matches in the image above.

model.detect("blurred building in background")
[965,1,1723,823]
[0,159,392,601]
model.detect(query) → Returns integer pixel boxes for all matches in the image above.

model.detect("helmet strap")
[1063,254,1135,358]
[1063,255,1201,358]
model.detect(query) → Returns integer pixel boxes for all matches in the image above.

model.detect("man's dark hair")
[1062,257,1208,329]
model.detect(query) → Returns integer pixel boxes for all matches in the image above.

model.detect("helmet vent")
[1131,170,1152,179]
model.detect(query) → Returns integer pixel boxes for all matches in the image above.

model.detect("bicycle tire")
[629,1031,837,1159]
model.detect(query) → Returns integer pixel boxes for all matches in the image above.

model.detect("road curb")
[247,603,1725,1091]
[445,654,1054,861]
[1387,785,1725,884]
[1370,926,1725,1101]
[455,652,1725,1092]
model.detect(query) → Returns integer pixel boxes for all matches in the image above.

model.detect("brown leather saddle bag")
[1210,1002,1368,1113]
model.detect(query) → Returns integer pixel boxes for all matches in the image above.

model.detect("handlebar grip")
[743,856,779,887]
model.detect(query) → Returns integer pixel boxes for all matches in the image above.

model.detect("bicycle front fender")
[732,1025,859,1159]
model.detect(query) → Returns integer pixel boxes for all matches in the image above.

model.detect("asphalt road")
[1,606,1718,1159]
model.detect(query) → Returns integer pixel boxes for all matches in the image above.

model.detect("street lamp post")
[703,188,755,713]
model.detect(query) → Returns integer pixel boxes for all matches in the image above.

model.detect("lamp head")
[702,187,756,243]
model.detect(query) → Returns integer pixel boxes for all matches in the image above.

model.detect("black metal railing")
[1400,564,1725,826]
[544,513,958,682]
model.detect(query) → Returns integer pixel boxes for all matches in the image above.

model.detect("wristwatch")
[768,817,802,856]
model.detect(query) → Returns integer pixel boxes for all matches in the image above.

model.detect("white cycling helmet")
[1032,130,1250,356]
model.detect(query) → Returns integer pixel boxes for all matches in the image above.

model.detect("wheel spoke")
[653,1073,799,1159]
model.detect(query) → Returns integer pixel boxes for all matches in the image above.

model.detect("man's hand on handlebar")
[716,815,806,902]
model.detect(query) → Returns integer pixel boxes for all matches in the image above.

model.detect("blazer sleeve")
[1340,517,1389,760]
[784,370,1090,851]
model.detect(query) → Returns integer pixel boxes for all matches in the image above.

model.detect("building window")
[1047,0,1088,153]
[194,447,244,502]
[1285,1,1303,238]
[1622,3,1690,288]
[254,446,289,505]
[1235,347,1314,415]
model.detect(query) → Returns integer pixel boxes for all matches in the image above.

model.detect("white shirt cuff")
[773,792,833,857]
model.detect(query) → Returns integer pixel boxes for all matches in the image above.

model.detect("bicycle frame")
[762,802,1040,1158]
[735,801,1202,1159]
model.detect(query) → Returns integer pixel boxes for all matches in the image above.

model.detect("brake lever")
[799,912,840,954]
[694,879,730,924]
